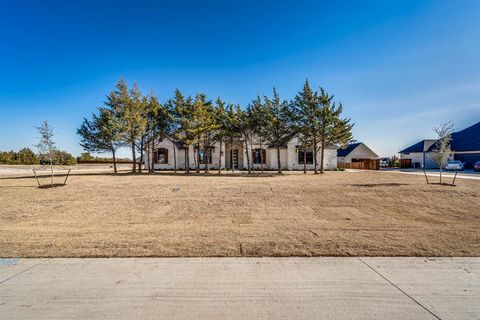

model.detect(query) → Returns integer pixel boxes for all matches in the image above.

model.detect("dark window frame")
[157,148,167,164]
[199,148,213,164]
[253,148,266,164]
[298,149,314,164]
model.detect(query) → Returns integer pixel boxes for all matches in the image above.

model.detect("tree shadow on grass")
[0,185,38,188]
[37,183,67,189]
[351,183,410,187]
[0,171,283,180]
[428,182,457,187]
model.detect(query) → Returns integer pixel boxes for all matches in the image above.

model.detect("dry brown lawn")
[1,169,479,257]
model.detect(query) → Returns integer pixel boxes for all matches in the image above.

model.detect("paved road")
[1,258,478,319]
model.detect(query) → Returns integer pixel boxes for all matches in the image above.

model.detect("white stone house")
[144,137,337,171]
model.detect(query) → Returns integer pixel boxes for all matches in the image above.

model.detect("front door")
[231,149,238,169]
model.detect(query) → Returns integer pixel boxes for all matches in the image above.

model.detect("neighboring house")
[399,121,480,169]
[144,137,338,171]
[337,142,379,164]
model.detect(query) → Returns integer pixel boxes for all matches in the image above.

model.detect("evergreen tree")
[262,89,296,173]
[294,80,320,173]
[222,103,242,172]
[77,107,123,173]
[0,151,15,164]
[248,95,270,173]
[317,88,354,174]
[164,97,180,173]
[189,93,210,173]
[147,94,171,172]
[16,148,39,165]
[137,94,167,173]
[236,105,255,173]
[171,90,196,173]
[214,98,228,173]
[106,79,147,173]
[196,94,220,173]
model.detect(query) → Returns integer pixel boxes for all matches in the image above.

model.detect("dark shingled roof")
[427,121,480,152]
[337,143,361,157]
[400,122,480,154]
[399,140,428,153]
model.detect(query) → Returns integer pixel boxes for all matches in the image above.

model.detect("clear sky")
[1,0,479,158]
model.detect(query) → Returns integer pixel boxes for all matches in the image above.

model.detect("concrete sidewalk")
[0,258,478,319]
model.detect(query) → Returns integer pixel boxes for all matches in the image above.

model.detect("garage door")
[454,153,480,169]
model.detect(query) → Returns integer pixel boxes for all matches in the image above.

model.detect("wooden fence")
[400,159,412,168]
[77,160,134,164]
[338,159,380,170]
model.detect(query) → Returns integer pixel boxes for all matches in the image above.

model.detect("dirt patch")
[0,170,479,257]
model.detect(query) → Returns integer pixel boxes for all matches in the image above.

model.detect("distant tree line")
[78,79,354,174]
[1,121,77,166]
[77,152,132,163]
[0,147,76,165]
[0,148,39,165]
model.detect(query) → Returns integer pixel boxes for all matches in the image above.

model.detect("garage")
[454,153,480,169]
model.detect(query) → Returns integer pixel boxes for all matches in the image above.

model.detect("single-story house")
[399,121,480,169]
[144,137,338,171]
[337,142,379,164]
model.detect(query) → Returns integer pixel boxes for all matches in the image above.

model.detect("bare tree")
[431,122,454,185]
[35,120,56,186]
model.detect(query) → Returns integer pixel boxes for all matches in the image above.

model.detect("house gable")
[337,143,378,160]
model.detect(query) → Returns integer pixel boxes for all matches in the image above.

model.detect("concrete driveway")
[381,168,480,181]
[1,257,478,319]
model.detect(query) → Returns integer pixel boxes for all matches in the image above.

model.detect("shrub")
[40,150,77,166]
[389,155,400,167]
[0,148,39,165]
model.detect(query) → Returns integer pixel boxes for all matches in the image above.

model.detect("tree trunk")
[303,149,306,174]
[150,138,154,172]
[260,138,264,173]
[218,140,223,174]
[185,147,189,174]
[244,140,251,173]
[320,140,325,174]
[205,144,210,173]
[313,136,318,174]
[50,158,53,187]
[131,142,136,173]
[138,137,144,173]
[112,148,117,174]
[196,145,200,173]
[250,142,255,173]
[439,166,442,184]
[173,142,177,173]
[145,137,150,173]
[230,139,235,173]
[277,147,282,174]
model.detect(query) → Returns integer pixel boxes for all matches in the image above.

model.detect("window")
[156,148,168,164]
[253,149,266,164]
[199,148,213,164]
[298,150,313,164]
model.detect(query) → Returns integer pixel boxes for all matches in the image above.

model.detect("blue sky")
[0,0,479,157]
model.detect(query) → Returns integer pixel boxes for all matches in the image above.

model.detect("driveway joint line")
[0,260,44,285]
[357,257,442,320]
